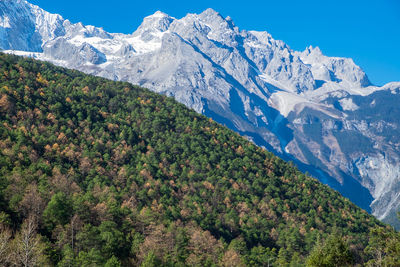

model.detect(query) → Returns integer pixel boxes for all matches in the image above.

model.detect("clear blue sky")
[30,0,400,86]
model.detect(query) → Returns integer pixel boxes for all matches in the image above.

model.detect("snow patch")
[268,91,307,117]
[124,33,164,54]
[339,98,359,111]
[148,11,169,18]
[0,16,11,28]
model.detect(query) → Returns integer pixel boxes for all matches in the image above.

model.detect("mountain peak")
[199,8,229,24]
[305,45,322,56]
[146,10,170,19]
[136,10,174,33]
[196,8,237,36]
[200,8,220,17]
[298,45,371,87]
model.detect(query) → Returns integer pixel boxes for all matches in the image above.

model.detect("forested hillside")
[0,53,398,266]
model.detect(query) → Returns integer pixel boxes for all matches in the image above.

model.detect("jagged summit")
[197,8,238,35]
[148,10,170,18]
[303,45,322,56]
[201,8,220,15]
[136,11,175,33]
[0,1,370,92]
[2,1,400,227]
[297,45,371,88]
[199,8,225,21]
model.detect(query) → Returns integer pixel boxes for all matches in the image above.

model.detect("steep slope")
[0,53,391,266]
[1,0,400,226]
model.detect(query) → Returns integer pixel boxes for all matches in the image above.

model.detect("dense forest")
[0,53,399,266]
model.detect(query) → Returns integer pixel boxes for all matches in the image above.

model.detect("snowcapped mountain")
[2,0,400,227]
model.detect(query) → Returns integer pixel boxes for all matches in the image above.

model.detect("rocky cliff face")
[2,0,400,227]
